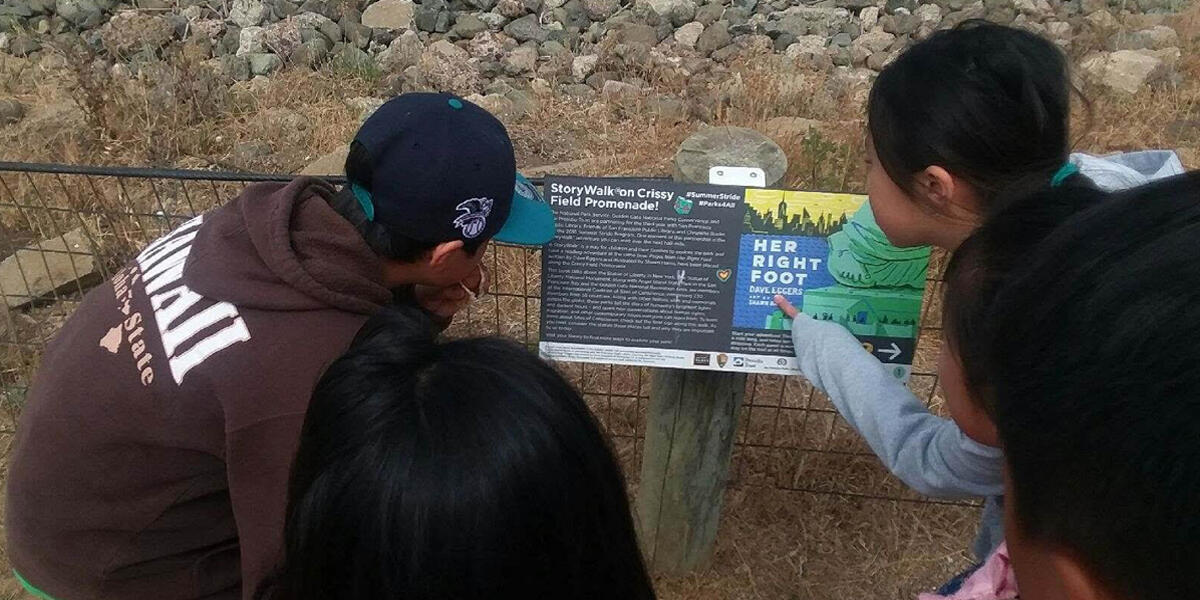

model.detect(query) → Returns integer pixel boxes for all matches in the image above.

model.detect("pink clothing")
[919,542,1019,600]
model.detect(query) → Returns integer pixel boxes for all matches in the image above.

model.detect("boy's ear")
[429,240,466,267]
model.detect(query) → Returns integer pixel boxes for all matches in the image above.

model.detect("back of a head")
[985,172,1200,599]
[942,174,1101,409]
[266,308,654,600]
[868,21,1072,211]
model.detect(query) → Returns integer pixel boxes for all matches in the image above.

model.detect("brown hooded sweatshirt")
[7,178,402,600]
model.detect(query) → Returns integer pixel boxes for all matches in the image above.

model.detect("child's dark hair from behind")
[259,307,655,600]
[985,172,1200,600]
[941,174,1097,415]
[868,21,1076,214]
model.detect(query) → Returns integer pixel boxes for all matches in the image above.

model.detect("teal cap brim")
[494,173,556,246]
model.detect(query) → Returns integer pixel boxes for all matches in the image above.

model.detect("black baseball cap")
[348,93,555,246]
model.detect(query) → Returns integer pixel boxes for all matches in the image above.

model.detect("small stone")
[830,31,852,46]
[99,11,175,57]
[1044,20,1070,40]
[292,36,331,66]
[0,98,25,125]
[478,12,507,29]
[230,0,269,27]
[859,5,879,30]
[453,13,487,37]
[1080,0,1105,14]
[218,53,252,80]
[646,94,686,123]
[695,20,731,56]
[260,17,305,58]
[332,42,374,72]
[913,2,940,22]
[374,28,419,69]
[495,0,526,17]
[695,1,722,25]
[504,13,547,42]
[246,51,283,74]
[237,25,266,54]
[612,22,660,45]
[502,44,537,74]
[571,53,597,79]
[361,0,414,29]
[294,11,340,41]
[299,144,349,175]
[54,0,101,28]
[601,79,641,104]
[673,20,704,47]
[344,19,372,46]
[562,82,594,97]
[0,32,10,52]
[299,0,342,20]
[583,0,618,20]
[1108,25,1178,51]
[850,27,892,65]
[880,11,917,35]
[419,38,482,92]
[1013,0,1051,18]
[1085,9,1117,31]
[344,95,384,121]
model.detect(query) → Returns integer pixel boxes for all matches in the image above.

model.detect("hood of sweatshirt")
[184,177,393,315]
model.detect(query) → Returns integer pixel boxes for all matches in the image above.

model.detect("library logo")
[693,353,711,366]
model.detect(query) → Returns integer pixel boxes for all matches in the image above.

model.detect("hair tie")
[351,183,376,222]
[1050,162,1079,188]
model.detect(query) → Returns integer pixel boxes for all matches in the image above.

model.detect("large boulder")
[674,126,788,187]
[0,228,99,309]
[1081,49,1174,96]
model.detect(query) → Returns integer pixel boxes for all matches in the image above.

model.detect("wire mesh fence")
[0,162,969,508]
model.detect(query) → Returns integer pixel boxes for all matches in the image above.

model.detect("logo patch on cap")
[453,197,493,239]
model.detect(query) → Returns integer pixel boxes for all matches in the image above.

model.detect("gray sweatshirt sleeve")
[789,313,1004,499]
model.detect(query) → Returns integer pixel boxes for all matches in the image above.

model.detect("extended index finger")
[773,294,799,318]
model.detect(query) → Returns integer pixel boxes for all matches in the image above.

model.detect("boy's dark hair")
[941,175,1097,415]
[260,307,655,600]
[986,172,1200,600]
[330,141,484,262]
[868,21,1076,214]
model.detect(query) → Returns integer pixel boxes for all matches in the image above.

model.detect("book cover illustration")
[732,189,930,375]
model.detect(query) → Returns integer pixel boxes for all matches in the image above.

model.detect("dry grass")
[1,7,1199,598]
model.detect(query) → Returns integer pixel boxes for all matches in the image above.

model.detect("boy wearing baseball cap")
[6,93,554,600]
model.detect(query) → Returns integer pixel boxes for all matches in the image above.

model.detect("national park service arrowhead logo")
[99,325,121,354]
[717,353,729,368]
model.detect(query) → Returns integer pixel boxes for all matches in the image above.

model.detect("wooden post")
[636,127,787,573]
